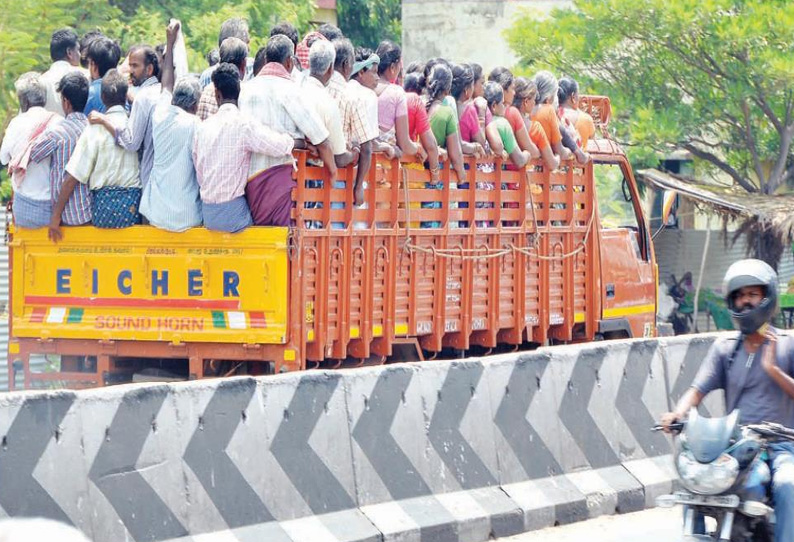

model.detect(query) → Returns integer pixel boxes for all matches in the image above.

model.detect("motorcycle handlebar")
[651,422,684,434]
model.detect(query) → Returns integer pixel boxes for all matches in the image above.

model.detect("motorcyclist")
[661,259,794,542]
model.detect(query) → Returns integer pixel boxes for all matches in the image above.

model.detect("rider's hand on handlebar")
[659,412,680,433]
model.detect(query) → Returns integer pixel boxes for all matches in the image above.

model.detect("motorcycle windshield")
[686,409,740,463]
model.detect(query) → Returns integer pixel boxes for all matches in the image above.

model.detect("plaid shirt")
[29,112,92,225]
[197,83,219,121]
[238,62,328,177]
[192,103,294,204]
[327,71,379,146]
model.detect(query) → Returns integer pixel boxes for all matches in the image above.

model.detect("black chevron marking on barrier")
[270,374,355,514]
[670,338,717,416]
[558,348,621,469]
[0,394,74,522]
[494,354,564,479]
[429,362,498,490]
[352,368,432,499]
[616,341,671,457]
[88,388,188,542]
[184,379,274,528]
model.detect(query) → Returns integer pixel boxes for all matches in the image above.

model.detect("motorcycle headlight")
[676,450,739,495]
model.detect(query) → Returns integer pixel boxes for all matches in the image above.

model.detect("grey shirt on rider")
[691,330,794,427]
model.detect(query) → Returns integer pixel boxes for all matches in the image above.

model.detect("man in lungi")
[239,34,337,227]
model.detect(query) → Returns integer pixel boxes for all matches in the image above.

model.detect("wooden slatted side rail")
[290,152,598,364]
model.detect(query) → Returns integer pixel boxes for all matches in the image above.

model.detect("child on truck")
[48,69,142,242]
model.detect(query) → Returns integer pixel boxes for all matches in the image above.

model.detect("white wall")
[402,0,572,67]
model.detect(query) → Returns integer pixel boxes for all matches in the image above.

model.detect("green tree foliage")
[0,0,315,132]
[337,0,401,48]
[506,0,794,197]
[0,0,315,199]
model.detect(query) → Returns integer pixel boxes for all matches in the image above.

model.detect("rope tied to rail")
[399,166,595,262]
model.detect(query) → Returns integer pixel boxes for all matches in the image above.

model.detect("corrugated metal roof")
[0,213,9,391]
[0,214,47,391]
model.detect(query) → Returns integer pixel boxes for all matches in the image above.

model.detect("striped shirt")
[29,112,92,225]
[140,91,202,232]
[114,76,161,187]
[193,102,295,204]
[238,63,328,177]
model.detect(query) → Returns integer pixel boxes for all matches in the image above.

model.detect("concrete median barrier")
[0,333,729,542]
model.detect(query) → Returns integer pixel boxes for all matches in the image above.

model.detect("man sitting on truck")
[29,72,92,227]
[239,34,335,227]
[193,63,294,232]
[48,69,142,241]
[1,73,59,229]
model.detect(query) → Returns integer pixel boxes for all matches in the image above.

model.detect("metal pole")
[693,216,712,333]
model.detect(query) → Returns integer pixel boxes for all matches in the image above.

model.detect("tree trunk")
[753,226,783,271]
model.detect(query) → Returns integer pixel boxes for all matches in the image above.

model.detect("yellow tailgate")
[10,225,289,344]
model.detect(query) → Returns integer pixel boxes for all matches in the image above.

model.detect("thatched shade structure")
[637,169,794,268]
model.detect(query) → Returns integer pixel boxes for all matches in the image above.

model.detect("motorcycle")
[653,408,794,541]
[665,273,694,335]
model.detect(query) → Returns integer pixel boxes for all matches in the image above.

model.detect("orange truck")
[6,96,657,390]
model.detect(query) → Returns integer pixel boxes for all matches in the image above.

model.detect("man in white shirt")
[238,34,335,226]
[41,28,84,116]
[302,40,360,228]
[0,73,58,228]
[303,40,359,169]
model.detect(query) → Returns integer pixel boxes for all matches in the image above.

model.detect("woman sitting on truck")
[483,81,531,227]
[483,81,531,170]
[501,76,541,166]
[402,71,440,228]
[403,72,440,178]
[425,64,465,228]
[451,64,486,156]
[558,76,596,150]
[532,71,588,165]
[374,41,423,160]
[511,77,560,171]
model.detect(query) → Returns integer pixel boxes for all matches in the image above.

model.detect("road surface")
[496,507,681,541]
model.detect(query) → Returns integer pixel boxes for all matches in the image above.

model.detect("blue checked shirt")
[139,91,202,232]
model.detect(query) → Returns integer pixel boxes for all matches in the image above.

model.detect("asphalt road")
[496,507,681,542]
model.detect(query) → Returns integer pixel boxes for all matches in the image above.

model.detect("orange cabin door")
[595,161,656,338]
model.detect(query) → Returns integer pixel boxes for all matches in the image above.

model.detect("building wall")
[402,0,571,67]
[312,7,338,26]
